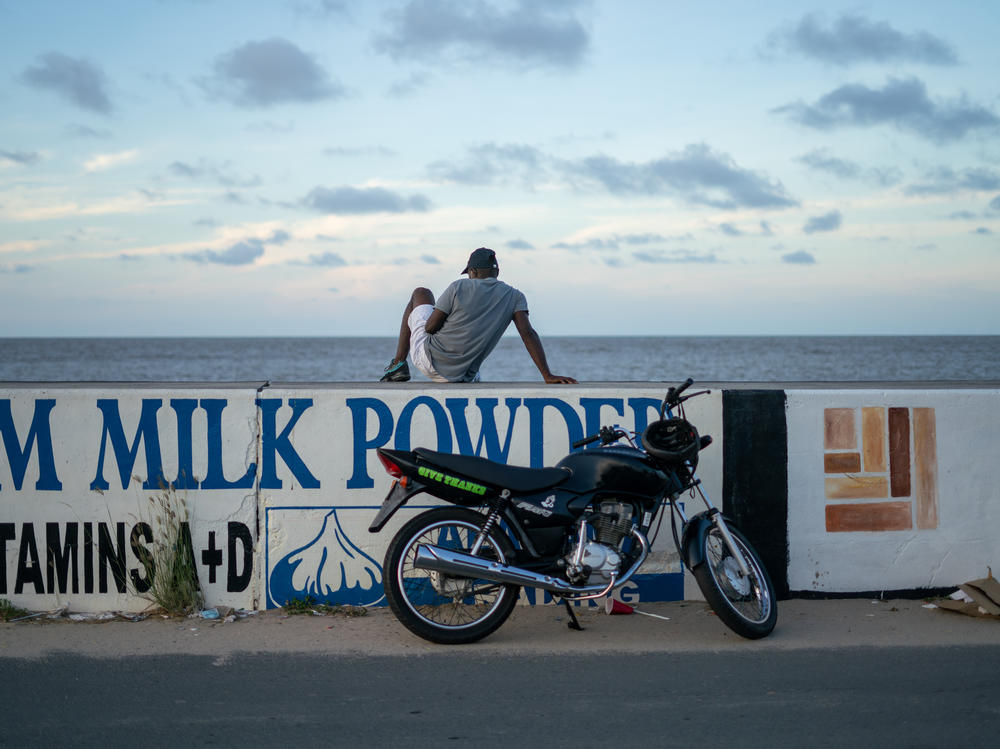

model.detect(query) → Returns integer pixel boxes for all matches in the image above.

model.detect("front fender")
[680,510,730,570]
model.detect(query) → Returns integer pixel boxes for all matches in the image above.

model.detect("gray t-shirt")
[426,277,528,382]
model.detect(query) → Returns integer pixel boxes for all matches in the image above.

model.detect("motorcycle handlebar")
[672,377,694,399]
[662,377,696,416]
[573,426,626,449]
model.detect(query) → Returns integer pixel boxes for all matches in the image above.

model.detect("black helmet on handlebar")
[642,417,700,464]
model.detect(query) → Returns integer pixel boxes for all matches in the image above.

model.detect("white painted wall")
[8,382,994,612]
[786,389,1000,592]
[0,385,260,613]
[2,384,717,612]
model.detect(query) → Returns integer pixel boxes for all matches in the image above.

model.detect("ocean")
[1,336,997,383]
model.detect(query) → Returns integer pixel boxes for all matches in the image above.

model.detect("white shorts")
[407,304,449,382]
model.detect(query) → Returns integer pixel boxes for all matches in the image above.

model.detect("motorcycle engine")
[564,502,633,585]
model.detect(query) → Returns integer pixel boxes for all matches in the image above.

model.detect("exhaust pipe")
[413,529,649,599]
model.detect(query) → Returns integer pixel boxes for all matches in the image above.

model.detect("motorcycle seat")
[414,448,571,493]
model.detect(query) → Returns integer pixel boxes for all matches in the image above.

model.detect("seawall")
[2,381,997,613]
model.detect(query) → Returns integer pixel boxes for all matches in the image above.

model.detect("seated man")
[380,247,576,384]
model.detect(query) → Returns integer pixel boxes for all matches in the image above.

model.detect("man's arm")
[424,308,448,334]
[512,310,577,384]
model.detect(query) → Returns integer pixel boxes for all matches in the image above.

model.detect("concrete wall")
[2,382,997,613]
[785,387,1000,593]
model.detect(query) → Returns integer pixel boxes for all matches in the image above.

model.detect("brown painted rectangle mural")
[822,405,938,533]
[825,475,889,499]
[862,407,886,472]
[913,408,939,530]
[888,407,911,498]
[824,408,856,450]
[825,452,861,473]
[826,501,913,532]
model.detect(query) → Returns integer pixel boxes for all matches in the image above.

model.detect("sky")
[1,0,998,337]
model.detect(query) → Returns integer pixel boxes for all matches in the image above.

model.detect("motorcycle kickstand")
[561,598,584,631]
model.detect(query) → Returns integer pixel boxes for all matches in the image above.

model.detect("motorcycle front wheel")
[383,507,520,644]
[692,524,777,639]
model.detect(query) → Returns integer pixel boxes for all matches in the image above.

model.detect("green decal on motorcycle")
[417,465,488,496]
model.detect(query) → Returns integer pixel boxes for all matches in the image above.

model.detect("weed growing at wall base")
[141,485,203,616]
[0,598,31,622]
[283,596,369,617]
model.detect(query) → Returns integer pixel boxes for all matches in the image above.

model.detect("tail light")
[378,452,403,478]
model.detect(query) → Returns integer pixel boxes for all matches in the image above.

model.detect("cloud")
[552,237,619,251]
[0,149,41,166]
[0,264,34,274]
[83,149,139,173]
[428,141,796,209]
[200,38,344,107]
[991,195,1000,212]
[386,71,433,97]
[169,158,261,188]
[796,149,903,187]
[183,238,266,266]
[506,238,534,250]
[420,254,440,264]
[619,233,672,244]
[949,210,976,220]
[716,222,776,238]
[973,227,993,235]
[291,251,347,267]
[767,13,957,66]
[774,77,999,144]
[569,144,798,209]
[324,145,397,158]
[803,210,842,234]
[782,250,816,264]
[268,229,292,245]
[428,142,548,187]
[633,250,719,264]
[302,185,432,214]
[552,232,691,252]
[905,167,1000,196]
[20,52,113,114]
[290,0,347,16]
[797,149,861,179]
[374,0,590,70]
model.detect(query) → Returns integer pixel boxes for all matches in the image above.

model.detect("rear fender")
[368,478,426,533]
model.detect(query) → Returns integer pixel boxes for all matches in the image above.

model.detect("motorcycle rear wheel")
[384,507,520,644]
[692,524,777,639]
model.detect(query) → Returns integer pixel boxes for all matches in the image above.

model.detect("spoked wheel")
[383,507,519,644]
[692,524,777,639]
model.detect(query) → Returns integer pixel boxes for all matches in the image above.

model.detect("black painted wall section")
[722,390,790,598]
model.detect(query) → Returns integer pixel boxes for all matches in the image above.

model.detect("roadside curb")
[3,599,997,660]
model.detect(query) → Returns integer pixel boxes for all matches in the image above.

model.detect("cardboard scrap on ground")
[936,569,1000,618]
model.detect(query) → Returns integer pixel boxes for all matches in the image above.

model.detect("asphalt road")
[3,646,998,747]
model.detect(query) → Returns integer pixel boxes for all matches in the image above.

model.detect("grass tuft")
[0,598,31,622]
[142,486,203,616]
[283,596,368,617]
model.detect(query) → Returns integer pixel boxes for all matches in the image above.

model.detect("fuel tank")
[554,446,675,510]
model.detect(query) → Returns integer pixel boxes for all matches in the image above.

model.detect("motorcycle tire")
[383,507,520,645]
[692,523,777,639]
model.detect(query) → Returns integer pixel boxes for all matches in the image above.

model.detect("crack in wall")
[251,380,270,610]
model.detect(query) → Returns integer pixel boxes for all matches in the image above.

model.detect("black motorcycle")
[369,378,777,644]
